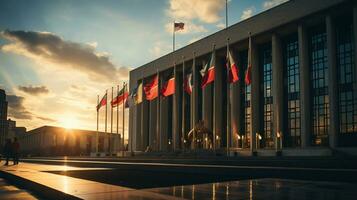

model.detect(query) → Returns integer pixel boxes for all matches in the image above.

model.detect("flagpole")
[212,45,216,153]
[141,75,144,151]
[156,69,160,151]
[173,62,177,151]
[96,95,99,155]
[226,39,230,157]
[110,87,113,155]
[116,85,119,153]
[105,90,108,132]
[226,0,228,28]
[122,83,126,156]
[182,56,185,151]
[173,21,175,52]
[192,52,196,150]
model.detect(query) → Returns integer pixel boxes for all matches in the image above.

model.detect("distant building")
[7,119,26,139]
[19,126,121,156]
[0,89,8,149]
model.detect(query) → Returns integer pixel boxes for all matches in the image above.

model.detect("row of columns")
[130,4,357,152]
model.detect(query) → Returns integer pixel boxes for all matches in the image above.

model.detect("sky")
[0,0,288,138]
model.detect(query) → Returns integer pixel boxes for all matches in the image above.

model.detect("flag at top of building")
[245,35,252,85]
[96,93,107,111]
[161,76,175,97]
[111,86,128,107]
[227,48,239,83]
[184,73,193,94]
[174,22,184,31]
[144,75,159,100]
[201,51,215,88]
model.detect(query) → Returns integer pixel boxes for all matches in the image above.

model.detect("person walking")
[3,139,12,166]
[12,137,20,165]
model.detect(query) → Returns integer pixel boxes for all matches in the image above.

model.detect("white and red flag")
[227,49,239,83]
[96,93,107,111]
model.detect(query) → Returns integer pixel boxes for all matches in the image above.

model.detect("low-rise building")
[19,126,121,156]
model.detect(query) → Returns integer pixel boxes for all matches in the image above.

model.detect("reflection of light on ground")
[181,185,184,198]
[249,180,253,200]
[62,176,69,193]
[212,183,216,200]
[226,184,229,197]
[192,185,195,200]
[172,186,176,196]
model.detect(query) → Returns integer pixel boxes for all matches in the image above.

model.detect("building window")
[337,19,357,146]
[310,26,329,146]
[260,44,274,148]
[284,34,301,147]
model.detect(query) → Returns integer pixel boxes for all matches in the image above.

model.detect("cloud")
[18,85,49,95]
[36,116,57,123]
[0,30,130,82]
[149,41,171,58]
[241,7,255,20]
[216,23,226,29]
[263,0,289,10]
[167,0,225,23]
[165,22,208,34]
[6,95,33,120]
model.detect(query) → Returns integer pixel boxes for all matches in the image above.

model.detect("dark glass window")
[310,26,329,146]
[260,44,274,148]
[283,34,301,147]
[337,19,357,146]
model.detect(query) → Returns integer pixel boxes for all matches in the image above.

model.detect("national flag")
[161,77,175,97]
[136,82,143,104]
[201,51,215,88]
[227,49,239,83]
[125,87,137,108]
[111,86,129,107]
[96,93,107,111]
[184,73,193,94]
[174,22,184,31]
[245,36,252,85]
[144,75,159,100]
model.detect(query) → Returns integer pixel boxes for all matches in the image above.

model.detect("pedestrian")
[12,137,20,165]
[3,139,12,166]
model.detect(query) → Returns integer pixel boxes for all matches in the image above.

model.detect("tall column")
[149,99,157,150]
[326,15,339,148]
[142,85,149,151]
[298,24,312,148]
[135,103,142,151]
[203,68,213,148]
[272,33,284,149]
[231,75,241,148]
[214,56,224,149]
[250,40,260,152]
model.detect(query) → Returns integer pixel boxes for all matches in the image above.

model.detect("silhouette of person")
[12,137,20,165]
[3,139,12,166]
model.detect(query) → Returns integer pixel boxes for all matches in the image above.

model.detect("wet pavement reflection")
[144,178,357,200]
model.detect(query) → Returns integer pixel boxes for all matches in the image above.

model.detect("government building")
[128,0,357,156]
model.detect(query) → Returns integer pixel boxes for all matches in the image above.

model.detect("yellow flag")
[136,82,143,104]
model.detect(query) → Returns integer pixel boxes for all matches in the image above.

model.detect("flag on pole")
[111,87,129,107]
[136,82,143,104]
[201,51,215,88]
[227,49,239,83]
[245,35,252,85]
[144,75,159,100]
[184,73,193,94]
[125,86,137,108]
[161,77,175,97]
[174,22,185,31]
[96,93,107,111]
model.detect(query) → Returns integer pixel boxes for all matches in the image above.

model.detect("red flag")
[174,22,185,31]
[144,75,159,100]
[184,73,193,94]
[245,35,252,85]
[201,51,215,88]
[111,87,129,107]
[96,93,107,111]
[227,49,239,83]
[161,77,175,97]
